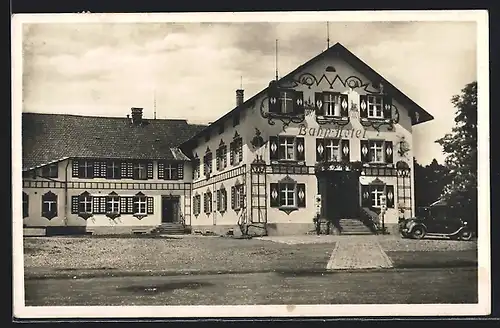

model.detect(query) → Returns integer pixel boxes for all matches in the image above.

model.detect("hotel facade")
[22,43,433,236]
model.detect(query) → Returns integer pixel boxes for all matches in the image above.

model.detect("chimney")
[131,107,143,124]
[236,89,244,106]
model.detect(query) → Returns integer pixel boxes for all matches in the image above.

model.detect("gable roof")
[180,42,434,149]
[22,113,206,172]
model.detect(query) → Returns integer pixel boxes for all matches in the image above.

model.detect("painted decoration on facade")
[397,135,411,158]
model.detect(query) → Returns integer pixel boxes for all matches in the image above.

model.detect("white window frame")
[279,136,296,161]
[79,195,92,213]
[370,140,385,163]
[280,183,296,207]
[367,95,384,119]
[323,92,341,117]
[134,196,147,215]
[325,139,341,161]
[106,195,120,213]
[371,186,385,208]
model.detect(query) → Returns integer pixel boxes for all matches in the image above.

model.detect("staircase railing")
[359,207,382,234]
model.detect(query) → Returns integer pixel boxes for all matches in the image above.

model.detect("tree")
[435,81,477,229]
[414,157,450,208]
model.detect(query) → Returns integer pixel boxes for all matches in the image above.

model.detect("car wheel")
[460,230,473,241]
[411,226,426,240]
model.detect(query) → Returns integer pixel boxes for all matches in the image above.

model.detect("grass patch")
[387,250,477,268]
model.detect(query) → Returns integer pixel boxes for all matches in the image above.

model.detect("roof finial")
[275,39,279,81]
[326,21,330,50]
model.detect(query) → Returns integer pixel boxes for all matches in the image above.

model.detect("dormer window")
[41,163,58,178]
[360,95,392,120]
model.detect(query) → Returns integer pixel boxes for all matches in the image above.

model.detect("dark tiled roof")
[22,113,206,171]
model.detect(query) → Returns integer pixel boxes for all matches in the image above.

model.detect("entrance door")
[318,170,360,221]
[161,196,179,223]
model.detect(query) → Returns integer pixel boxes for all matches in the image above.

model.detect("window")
[193,157,200,179]
[270,179,306,213]
[367,95,383,118]
[134,162,148,180]
[325,139,341,161]
[106,161,121,179]
[203,150,213,176]
[216,142,228,171]
[41,191,57,219]
[281,137,295,160]
[361,184,395,209]
[370,141,384,163]
[360,140,393,164]
[217,187,227,213]
[22,192,29,218]
[371,186,385,208]
[269,136,305,162]
[41,163,58,178]
[164,164,178,180]
[280,183,296,207]
[133,193,147,215]
[323,92,341,117]
[268,88,304,115]
[231,184,245,211]
[230,135,243,165]
[204,191,213,214]
[78,160,94,178]
[78,192,93,214]
[106,193,120,214]
[315,92,348,117]
[279,90,294,114]
[193,194,201,216]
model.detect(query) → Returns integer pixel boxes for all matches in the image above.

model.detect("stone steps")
[152,223,186,235]
[339,218,373,235]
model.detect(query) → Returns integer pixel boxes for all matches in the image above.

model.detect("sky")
[21,20,477,165]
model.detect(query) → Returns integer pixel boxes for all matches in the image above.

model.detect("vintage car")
[399,202,473,241]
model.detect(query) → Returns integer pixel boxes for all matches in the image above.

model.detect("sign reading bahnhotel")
[296,123,368,139]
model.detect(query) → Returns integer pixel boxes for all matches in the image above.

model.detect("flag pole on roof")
[326,21,330,49]
[275,39,279,81]
[153,89,157,120]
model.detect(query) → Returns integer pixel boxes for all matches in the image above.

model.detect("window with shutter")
[359,95,368,118]
[231,186,236,209]
[296,184,306,208]
[237,139,243,163]
[92,196,101,214]
[315,92,324,116]
[216,148,221,171]
[361,185,371,208]
[93,161,101,177]
[295,137,305,161]
[71,196,79,214]
[72,160,79,177]
[340,94,349,117]
[229,141,235,165]
[268,86,280,113]
[127,197,134,214]
[121,162,128,178]
[177,163,184,179]
[386,185,395,208]
[147,162,154,179]
[385,141,394,164]
[239,185,245,209]
[127,162,133,178]
[78,160,94,179]
[106,161,121,179]
[294,91,304,115]
[383,95,392,119]
[106,193,120,216]
[133,162,148,180]
[360,140,371,163]
[120,197,128,214]
[316,138,325,162]
[158,162,165,179]
[216,190,221,211]
[269,183,280,208]
[147,197,154,214]
[341,139,350,162]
